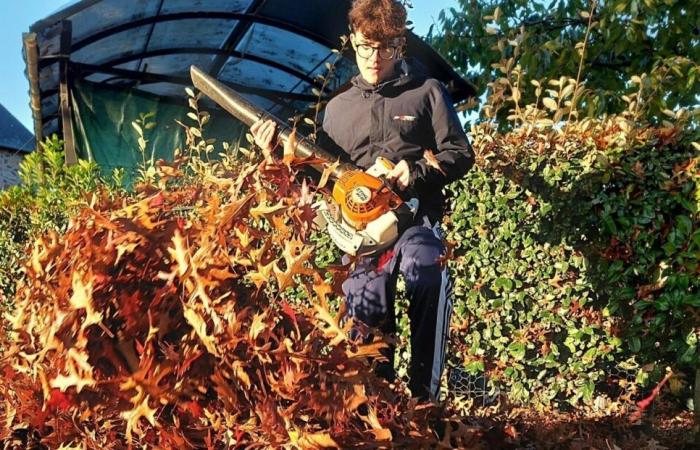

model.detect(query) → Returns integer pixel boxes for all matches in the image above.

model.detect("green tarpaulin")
[72,80,247,181]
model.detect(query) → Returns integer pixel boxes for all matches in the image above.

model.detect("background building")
[0,103,34,189]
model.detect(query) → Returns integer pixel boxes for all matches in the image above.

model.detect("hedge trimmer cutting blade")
[190,65,418,256]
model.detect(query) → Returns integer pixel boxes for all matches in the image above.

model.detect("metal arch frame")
[135,0,166,73]
[68,12,338,55]
[79,47,323,89]
[70,62,321,103]
[208,0,268,79]
[37,10,339,99]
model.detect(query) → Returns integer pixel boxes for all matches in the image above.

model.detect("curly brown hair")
[348,0,407,43]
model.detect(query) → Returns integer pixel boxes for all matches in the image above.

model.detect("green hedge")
[445,128,699,407]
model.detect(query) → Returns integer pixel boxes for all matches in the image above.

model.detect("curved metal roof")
[25,0,475,141]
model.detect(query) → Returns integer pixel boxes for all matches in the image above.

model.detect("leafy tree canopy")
[430,0,700,126]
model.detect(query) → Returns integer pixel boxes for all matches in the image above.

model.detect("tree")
[431,0,700,126]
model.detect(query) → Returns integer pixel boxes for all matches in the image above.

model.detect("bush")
[431,2,700,407]
[0,135,114,311]
[593,134,699,369]
[445,108,699,407]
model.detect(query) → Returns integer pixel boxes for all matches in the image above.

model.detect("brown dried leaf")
[249,311,268,341]
[69,271,103,329]
[298,431,340,449]
[168,230,190,277]
[183,305,219,356]
[50,349,96,394]
[318,159,340,190]
[283,128,298,167]
[250,199,287,219]
[246,260,276,290]
[121,394,158,443]
[313,304,349,347]
[274,239,314,291]
[423,149,446,175]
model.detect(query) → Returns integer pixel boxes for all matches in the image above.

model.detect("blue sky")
[0,1,459,133]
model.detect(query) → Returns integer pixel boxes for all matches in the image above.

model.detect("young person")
[251,0,474,402]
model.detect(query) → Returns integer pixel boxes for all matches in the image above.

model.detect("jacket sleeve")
[409,80,475,190]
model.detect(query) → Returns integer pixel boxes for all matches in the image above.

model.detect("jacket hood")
[351,57,429,93]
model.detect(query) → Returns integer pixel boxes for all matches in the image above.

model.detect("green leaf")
[494,277,513,292]
[508,342,526,360]
[131,122,143,135]
[582,381,595,402]
[582,347,597,362]
[675,215,692,236]
[601,213,618,234]
[630,337,641,353]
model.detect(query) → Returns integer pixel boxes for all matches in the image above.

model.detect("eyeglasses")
[355,43,400,60]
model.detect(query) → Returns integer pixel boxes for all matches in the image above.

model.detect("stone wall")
[0,149,25,189]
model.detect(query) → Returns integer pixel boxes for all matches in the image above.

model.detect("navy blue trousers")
[342,217,453,401]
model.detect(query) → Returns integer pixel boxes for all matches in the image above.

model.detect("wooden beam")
[59,20,78,165]
[22,32,43,148]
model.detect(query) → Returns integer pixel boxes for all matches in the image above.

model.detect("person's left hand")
[386,160,411,191]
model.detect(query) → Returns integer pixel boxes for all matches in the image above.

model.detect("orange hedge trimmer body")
[190,65,418,255]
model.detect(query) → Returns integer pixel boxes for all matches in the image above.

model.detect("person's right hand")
[250,118,277,153]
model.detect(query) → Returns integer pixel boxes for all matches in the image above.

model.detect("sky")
[0,0,460,133]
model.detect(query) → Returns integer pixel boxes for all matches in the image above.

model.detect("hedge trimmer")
[190,65,418,256]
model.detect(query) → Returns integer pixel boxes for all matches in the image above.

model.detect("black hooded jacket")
[319,58,474,222]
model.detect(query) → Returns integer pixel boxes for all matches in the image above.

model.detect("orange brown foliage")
[0,156,470,449]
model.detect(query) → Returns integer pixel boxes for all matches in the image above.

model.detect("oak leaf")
[50,349,96,393]
[347,339,388,360]
[183,305,219,356]
[168,230,190,277]
[232,360,252,390]
[218,192,255,225]
[345,384,367,412]
[364,406,392,441]
[249,311,268,341]
[121,393,158,443]
[298,432,340,449]
[423,149,446,175]
[250,199,287,219]
[313,304,349,347]
[246,260,276,290]
[69,271,103,329]
[298,178,314,207]
[283,128,298,167]
[274,239,314,291]
[318,159,340,190]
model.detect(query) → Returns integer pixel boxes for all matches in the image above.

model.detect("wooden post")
[22,32,43,148]
[59,20,78,165]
